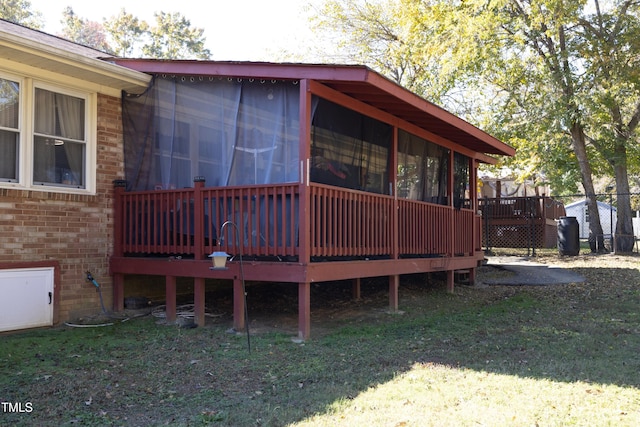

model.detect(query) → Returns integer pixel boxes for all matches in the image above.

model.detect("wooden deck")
[479,196,566,249]
[110,180,484,339]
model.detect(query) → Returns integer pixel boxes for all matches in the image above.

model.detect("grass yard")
[1,251,639,426]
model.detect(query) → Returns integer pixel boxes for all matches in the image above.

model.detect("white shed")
[564,200,616,239]
[632,212,640,238]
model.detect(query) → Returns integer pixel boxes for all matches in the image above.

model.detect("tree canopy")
[0,2,211,60]
[102,8,148,58]
[0,0,43,29]
[313,0,640,251]
[141,11,211,60]
[60,6,111,52]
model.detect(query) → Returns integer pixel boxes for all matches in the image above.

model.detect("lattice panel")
[482,222,558,249]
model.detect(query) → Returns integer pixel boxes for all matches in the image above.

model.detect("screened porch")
[109,61,514,339]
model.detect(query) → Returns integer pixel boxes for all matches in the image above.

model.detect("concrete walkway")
[483,256,586,286]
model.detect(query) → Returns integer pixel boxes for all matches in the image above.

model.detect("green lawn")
[1,253,639,426]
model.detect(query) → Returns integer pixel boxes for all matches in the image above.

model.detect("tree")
[142,11,211,60]
[311,0,450,102]
[103,8,148,57]
[55,8,211,60]
[59,6,111,53]
[575,1,640,251]
[0,0,43,29]
[313,0,640,252]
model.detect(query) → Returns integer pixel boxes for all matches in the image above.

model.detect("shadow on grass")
[1,265,639,426]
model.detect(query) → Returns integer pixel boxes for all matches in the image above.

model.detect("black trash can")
[558,216,580,256]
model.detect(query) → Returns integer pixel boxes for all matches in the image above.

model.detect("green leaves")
[33,5,212,60]
[60,6,111,53]
[142,11,211,60]
[102,8,148,58]
[0,0,43,29]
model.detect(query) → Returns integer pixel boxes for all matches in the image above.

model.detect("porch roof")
[109,59,515,159]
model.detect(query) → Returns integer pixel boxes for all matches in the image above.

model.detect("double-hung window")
[33,86,86,188]
[0,77,19,182]
[0,72,94,192]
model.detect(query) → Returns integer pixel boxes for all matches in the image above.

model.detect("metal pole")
[220,220,251,353]
[484,196,490,253]
[610,192,614,252]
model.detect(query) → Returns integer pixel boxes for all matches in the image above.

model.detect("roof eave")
[363,71,515,158]
[0,28,151,93]
[109,58,371,82]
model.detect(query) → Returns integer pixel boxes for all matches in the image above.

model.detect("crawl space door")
[0,267,54,332]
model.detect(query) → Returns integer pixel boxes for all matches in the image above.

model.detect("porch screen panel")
[310,97,392,194]
[397,129,449,205]
[123,76,300,191]
[453,152,470,209]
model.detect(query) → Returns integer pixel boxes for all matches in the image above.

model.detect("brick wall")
[0,93,124,322]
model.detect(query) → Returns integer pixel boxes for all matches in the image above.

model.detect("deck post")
[298,282,311,340]
[112,180,127,258]
[389,275,399,311]
[352,278,361,300]
[193,177,205,260]
[113,273,124,312]
[446,270,455,293]
[468,267,476,286]
[194,277,205,326]
[233,278,245,331]
[297,79,312,266]
[165,276,177,323]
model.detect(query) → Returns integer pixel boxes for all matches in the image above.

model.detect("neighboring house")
[479,177,552,198]
[108,59,514,339]
[565,200,617,240]
[0,20,150,332]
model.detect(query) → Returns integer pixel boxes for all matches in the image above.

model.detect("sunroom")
[109,60,515,339]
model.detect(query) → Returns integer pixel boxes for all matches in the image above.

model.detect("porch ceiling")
[319,79,511,156]
[109,59,515,158]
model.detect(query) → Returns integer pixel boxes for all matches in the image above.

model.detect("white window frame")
[0,70,97,194]
[0,73,22,184]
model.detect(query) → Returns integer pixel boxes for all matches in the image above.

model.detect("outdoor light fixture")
[211,221,251,353]
[209,251,230,270]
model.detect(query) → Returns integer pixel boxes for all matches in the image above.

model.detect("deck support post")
[113,273,124,312]
[194,277,205,327]
[389,275,399,311]
[468,268,476,286]
[446,270,454,293]
[233,278,245,332]
[298,282,311,340]
[165,276,177,323]
[352,278,361,300]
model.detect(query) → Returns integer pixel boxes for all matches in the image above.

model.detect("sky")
[27,0,325,61]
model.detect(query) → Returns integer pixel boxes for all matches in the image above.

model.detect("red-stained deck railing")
[397,198,451,256]
[478,196,565,220]
[115,181,300,259]
[309,184,393,257]
[202,183,301,258]
[114,181,480,260]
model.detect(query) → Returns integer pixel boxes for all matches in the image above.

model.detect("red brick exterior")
[0,93,124,322]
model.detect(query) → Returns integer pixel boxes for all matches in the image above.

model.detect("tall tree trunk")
[613,156,635,252]
[570,123,605,252]
[607,103,637,253]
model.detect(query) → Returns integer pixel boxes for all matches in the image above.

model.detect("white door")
[0,268,54,332]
